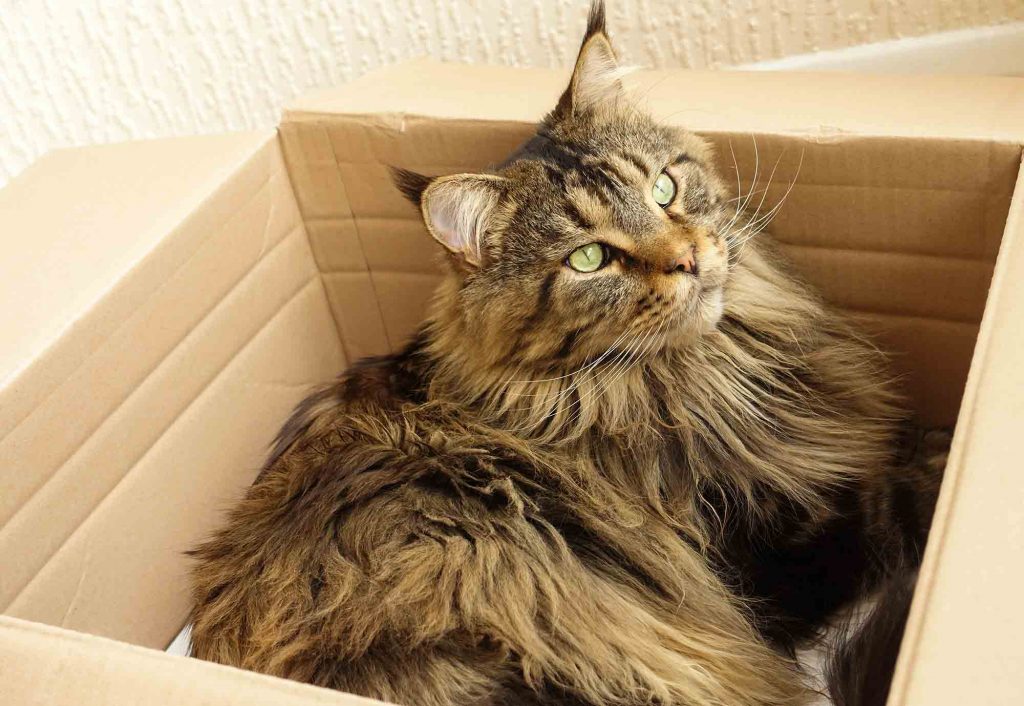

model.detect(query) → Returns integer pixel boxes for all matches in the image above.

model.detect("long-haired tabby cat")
[189,3,945,704]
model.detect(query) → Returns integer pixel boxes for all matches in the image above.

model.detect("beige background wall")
[1,0,1022,188]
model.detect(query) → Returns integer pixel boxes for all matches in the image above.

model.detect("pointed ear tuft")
[585,0,608,39]
[420,174,505,268]
[390,167,433,206]
[554,0,626,117]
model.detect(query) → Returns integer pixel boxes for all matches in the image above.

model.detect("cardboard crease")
[319,123,393,352]
[5,261,320,612]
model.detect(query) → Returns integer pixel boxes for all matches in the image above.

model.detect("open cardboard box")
[2,61,1023,705]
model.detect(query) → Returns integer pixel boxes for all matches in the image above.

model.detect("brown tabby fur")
[188,3,943,704]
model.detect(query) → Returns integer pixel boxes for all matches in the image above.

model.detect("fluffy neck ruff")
[421,242,902,521]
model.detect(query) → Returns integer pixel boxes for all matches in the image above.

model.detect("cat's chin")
[658,288,725,351]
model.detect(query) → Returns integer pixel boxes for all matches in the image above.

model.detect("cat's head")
[395,1,732,373]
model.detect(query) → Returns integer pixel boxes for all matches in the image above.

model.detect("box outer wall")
[1,61,1024,705]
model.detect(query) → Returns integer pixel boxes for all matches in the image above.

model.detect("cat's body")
[189,4,943,705]
[189,238,940,705]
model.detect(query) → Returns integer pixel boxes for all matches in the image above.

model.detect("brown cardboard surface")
[891,156,1024,706]
[280,62,1023,426]
[0,132,273,424]
[0,133,283,532]
[0,616,383,706]
[2,60,1024,706]
[0,132,346,648]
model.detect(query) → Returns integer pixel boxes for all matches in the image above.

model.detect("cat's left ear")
[554,0,625,117]
[392,168,505,268]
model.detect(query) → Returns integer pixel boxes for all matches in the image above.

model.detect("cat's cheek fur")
[700,288,725,333]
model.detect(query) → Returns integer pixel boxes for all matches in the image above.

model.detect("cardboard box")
[1,60,1023,705]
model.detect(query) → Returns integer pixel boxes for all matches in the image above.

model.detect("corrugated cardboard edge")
[890,152,1024,706]
[0,616,387,706]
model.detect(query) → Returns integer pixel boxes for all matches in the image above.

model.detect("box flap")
[892,155,1024,706]
[0,132,270,398]
[0,616,384,706]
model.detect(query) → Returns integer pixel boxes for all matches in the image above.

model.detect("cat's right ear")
[392,168,504,268]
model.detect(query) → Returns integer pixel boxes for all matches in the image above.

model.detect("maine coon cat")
[188,4,944,704]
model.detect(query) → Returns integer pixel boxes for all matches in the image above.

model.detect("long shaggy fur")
[825,573,918,706]
[188,3,946,704]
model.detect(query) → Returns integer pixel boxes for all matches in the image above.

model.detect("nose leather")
[670,245,698,275]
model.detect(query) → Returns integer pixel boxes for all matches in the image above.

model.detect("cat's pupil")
[568,243,605,272]
[653,172,675,207]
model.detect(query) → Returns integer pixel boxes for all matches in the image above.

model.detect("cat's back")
[192,332,536,576]
[259,334,432,470]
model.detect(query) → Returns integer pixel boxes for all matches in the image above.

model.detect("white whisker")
[502,326,635,390]
[740,151,785,238]
[728,147,805,259]
[548,326,653,435]
[739,134,761,220]
[504,326,646,435]
[561,318,667,433]
[723,139,745,233]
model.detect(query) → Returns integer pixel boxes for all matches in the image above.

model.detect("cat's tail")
[825,571,918,706]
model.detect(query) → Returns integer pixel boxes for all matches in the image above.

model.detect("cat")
[188,3,944,705]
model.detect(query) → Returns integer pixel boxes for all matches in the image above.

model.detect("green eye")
[653,171,676,207]
[567,242,606,273]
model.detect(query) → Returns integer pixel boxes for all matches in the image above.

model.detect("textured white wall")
[2,0,1022,188]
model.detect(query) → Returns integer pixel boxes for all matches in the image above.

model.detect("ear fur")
[554,1,627,117]
[420,174,505,268]
[390,167,433,206]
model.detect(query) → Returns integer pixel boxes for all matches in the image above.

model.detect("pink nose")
[671,246,698,276]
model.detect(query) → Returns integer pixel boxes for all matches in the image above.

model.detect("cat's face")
[396,1,732,371]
